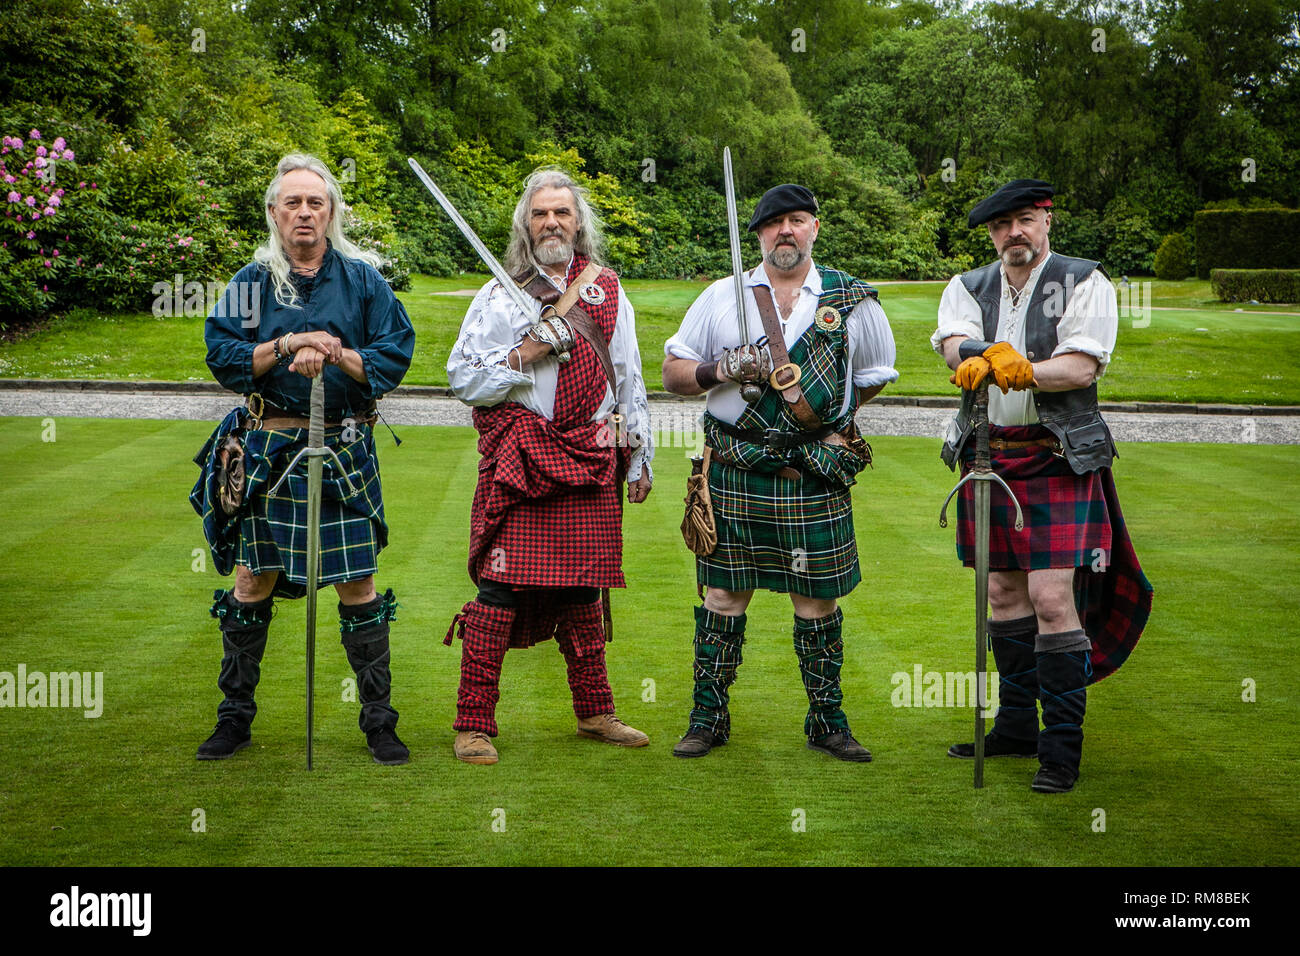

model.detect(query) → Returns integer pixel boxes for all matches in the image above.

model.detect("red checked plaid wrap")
[956,424,1153,682]
[459,257,625,648]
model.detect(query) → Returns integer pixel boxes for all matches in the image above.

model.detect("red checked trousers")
[451,598,615,736]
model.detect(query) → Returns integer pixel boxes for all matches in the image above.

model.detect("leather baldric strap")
[750,284,823,431]
[515,263,617,395]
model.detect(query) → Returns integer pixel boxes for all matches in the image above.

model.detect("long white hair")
[253,153,385,307]
[504,167,606,276]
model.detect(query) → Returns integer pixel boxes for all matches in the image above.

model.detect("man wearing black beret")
[932,179,1153,793]
[662,183,898,761]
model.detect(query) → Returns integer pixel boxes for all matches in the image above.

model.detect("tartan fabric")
[687,606,746,741]
[553,599,615,718]
[793,609,851,738]
[467,403,623,588]
[697,461,860,597]
[955,424,1153,683]
[191,412,388,599]
[452,601,513,736]
[956,425,1110,570]
[552,254,620,427]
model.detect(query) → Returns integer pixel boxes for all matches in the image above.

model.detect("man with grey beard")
[663,183,898,761]
[444,167,654,765]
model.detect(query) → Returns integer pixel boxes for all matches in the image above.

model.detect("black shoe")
[196,721,251,760]
[1031,762,1078,793]
[948,731,1038,759]
[367,728,410,765]
[807,730,872,763]
[673,727,724,758]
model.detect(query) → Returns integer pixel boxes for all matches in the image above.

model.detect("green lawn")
[1,275,1297,404]
[0,418,1295,866]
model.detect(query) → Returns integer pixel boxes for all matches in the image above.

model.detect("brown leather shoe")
[807,730,873,763]
[454,731,499,764]
[576,713,649,747]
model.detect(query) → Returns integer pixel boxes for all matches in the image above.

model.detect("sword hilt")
[267,376,361,498]
[938,384,1025,530]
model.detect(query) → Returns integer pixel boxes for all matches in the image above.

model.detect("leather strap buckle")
[769,363,801,391]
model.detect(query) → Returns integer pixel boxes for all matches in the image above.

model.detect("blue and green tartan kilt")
[237,424,388,600]
[698,459,861,598]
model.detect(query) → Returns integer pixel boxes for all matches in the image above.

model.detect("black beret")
[967,179,1054,228]
[747,184,819,231]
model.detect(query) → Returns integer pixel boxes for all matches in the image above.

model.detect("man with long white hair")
[443,167,654,765]
[191,153,415,765]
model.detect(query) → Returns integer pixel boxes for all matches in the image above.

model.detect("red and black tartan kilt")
[956,425,1109,571]
[955,423,1153,682]
[472,479,625,589]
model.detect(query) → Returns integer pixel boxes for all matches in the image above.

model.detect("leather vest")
[941,253,1116,475]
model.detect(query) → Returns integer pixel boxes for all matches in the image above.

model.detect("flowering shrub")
[0,129,88,322]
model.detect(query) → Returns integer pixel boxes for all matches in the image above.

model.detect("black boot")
[1034,633,1091,793]
[673,606,745,757]
[340,589,408,765]
[198,589,272,760]
[948,614,1040,759]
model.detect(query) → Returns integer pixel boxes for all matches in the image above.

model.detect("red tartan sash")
[552,254,620,427]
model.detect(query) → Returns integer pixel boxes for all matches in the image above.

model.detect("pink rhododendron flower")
[36,146,47,157]
[6,191,17,202]
[25,231,34,239]
[29,129,40,140]
[43,260,51,267]
[43,207,54,217]
[25,195,35,206]
[48,195,60,207]
[62,150,74,161]
[31,212,40,219]
[52,138,65,151]
[33,156,46,169]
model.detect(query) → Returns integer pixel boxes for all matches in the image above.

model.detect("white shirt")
[664,259,899,425]
[446,261,654,482]
[931,252,1118,426]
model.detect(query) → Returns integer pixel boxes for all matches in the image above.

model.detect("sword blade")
[973,478,990,790]
[304,375,324,771]
[407,157,538,320]
[722,148,749,345]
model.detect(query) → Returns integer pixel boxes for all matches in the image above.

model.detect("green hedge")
[1194,209,1300,278]
[1210,269,1300,304]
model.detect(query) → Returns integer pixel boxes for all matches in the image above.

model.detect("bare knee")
[335,576,377,606]
[234,566,277,602]
[703,587,752,617]
[988,572,1031,619]
[791,593,837,620]
[1027,569,1080,632]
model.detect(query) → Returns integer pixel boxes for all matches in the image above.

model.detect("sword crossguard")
[268,445,361,498]
[938,470,1025,531]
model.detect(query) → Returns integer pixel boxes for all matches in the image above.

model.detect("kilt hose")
[956,424,1153,683]
[191,412,389,600]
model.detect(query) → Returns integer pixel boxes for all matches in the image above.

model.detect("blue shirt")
[204,245,415,418]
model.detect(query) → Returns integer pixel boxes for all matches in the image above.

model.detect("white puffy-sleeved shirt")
[664,259,899,426]
[930,252,1119,426]
[446,260,654,482]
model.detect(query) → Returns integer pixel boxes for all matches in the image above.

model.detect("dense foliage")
[2,0,1298,324]
[1193,208,1300,278]
[1210,268,1300,303]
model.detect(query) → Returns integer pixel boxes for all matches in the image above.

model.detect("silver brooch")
[578,283,606,306]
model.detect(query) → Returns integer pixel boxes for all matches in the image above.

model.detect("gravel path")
[1,381,1296,445]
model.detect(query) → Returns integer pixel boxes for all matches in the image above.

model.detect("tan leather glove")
[950,356,992,391]
[985,342,1036,392]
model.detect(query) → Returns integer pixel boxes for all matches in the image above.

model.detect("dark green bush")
[1153,232,1194,280]
[1194,209,1300,278]
[1210,268,1300,303]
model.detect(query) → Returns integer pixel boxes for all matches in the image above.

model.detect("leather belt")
[710,419,835,450]
[249,397,377,431]
[989,437,1061,452]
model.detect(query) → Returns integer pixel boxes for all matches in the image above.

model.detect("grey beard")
[766,243,806,271]
[1001,243,1038,267]
[534,236,573,267]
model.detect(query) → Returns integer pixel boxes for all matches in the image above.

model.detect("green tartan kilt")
[237,424,387,600]
[698,459,861,598]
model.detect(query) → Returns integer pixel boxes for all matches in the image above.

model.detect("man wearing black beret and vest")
[933,179,1152,793]
[664,184,898,762]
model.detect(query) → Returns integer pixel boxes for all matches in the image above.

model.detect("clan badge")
[579,283,606,306]
[815,305,842,332]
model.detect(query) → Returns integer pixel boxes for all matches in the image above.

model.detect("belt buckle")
[245,392,264,430]
[763,428,786,449]
[1051,439,1066,459]
[769,363,801,391]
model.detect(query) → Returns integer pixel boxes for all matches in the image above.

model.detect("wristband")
[695,360,723,390]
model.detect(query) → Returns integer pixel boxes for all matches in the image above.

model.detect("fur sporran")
[215,433,246,515]
[680,448,718,556]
